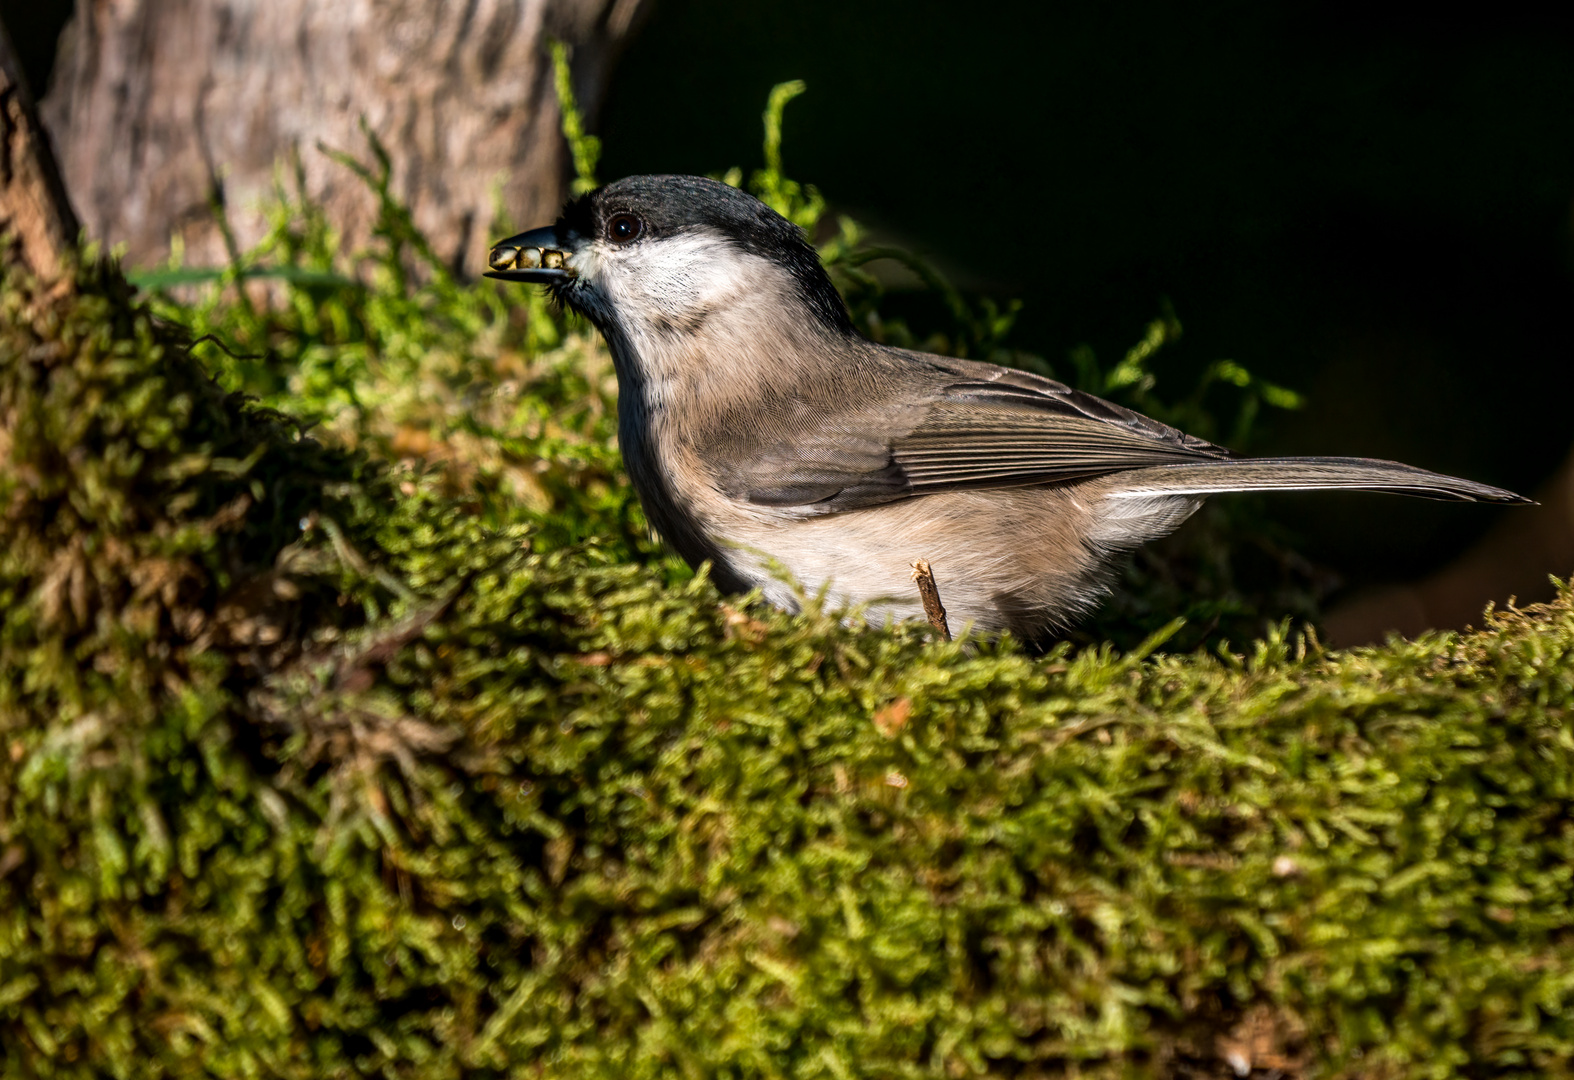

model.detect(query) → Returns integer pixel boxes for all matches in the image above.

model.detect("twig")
[910,560,951,641]
[332,578,466,692]
[189,333,263,361]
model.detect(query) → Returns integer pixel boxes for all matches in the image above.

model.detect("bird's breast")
[615,385,766,594]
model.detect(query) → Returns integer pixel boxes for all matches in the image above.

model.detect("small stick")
[910,560,951,641]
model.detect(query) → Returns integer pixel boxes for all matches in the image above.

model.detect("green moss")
[3,255,1573,1078]
[2,88,1571,1078]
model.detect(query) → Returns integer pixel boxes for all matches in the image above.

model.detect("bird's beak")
[484,225,577,283]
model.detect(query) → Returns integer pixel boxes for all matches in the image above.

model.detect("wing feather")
[703,351,1231,512]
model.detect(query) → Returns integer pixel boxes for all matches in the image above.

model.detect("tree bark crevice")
[0,17,80,287]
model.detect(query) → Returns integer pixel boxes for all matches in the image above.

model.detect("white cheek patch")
[571,227,816,412]
[595,230,766,332]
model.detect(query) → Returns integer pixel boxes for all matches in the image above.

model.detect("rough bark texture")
[0,18,80,285]
[40,0,649,275]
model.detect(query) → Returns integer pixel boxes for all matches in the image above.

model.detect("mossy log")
[1,256,1572,1078]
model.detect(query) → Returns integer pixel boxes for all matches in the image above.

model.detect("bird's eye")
[606,213,643,244]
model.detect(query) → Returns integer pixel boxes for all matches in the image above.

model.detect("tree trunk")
[0,17,80,286]
[40,0,649,276]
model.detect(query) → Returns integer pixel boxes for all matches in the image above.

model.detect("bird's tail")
[1101,456,1531,504]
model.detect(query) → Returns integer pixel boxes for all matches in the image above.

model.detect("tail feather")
[1102,456,1532,504]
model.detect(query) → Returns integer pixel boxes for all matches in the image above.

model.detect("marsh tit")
[486,175,1527,638]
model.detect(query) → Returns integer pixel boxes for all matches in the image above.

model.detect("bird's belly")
[710,487,1125,637]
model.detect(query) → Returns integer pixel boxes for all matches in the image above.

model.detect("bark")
[0,17,80,285]
[40,0,649,276]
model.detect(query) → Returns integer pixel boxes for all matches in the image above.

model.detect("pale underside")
[711,480,1204,638]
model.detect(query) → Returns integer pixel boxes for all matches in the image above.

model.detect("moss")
[2,90,1571,1079]
[2,248,1572,1079]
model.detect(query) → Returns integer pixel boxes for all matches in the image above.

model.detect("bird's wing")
[703,355,1232,513]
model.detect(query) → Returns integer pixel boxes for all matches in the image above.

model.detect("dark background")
[10,0,1574,596]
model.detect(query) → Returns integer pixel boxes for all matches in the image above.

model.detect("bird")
[485,175,1529,640]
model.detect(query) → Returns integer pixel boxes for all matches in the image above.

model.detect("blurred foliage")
[551,40,604,197]
[130,142,656,575]
[6,79,1564,1079]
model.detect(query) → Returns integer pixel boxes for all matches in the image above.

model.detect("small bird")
[486,175,1528,639]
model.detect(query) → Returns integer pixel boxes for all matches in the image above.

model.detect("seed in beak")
[488,246,519,271]
[541,249,564,270]
[515,247,543,269]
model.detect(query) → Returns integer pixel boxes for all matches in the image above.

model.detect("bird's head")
[484,175,853,345]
